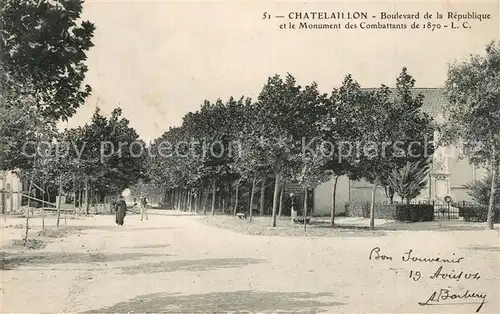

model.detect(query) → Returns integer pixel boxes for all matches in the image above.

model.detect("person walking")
[289,193,298,222]
[115,195,127,226]
[140,196,148,221]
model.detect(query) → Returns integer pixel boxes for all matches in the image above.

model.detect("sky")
[60,0,500,142]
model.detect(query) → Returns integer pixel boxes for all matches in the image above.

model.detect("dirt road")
[2,211,499,313]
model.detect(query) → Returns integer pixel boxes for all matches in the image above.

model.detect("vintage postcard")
[1,0,499,313]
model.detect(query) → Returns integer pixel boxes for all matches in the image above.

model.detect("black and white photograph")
[1,0,499,313]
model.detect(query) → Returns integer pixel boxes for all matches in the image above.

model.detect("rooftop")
[361,87,447,116]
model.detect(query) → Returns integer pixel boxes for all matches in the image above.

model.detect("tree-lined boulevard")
[0,1,499,313]
[1,1,499,234]
[1,212,499,313]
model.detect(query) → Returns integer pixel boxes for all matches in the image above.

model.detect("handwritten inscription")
[368,247,487,312]
[368,247,465,264]
[402,249,464,264]
[430,266,481,281]
[368,247,393,261]
[419,289,487,313]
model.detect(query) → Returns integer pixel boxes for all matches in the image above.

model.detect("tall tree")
[0,0,95,121]
[444,41,500,229]
[254,74,301,227]
[76,108,145,203]
[290,82,331,229]
[356,68,434,229]
[321,75,365,227]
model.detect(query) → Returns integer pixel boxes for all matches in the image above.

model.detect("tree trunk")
[278,180,285,217]
[249,177,256,222]
[203,187,209,214]
[23,178,34,245]
[72,173,77,212]
[228,183,233,212]
[184,190,188,211]
[170,188,174,208]
[179,190,183,211]
[93,193,98,213]
[211,181,216,215]
[84,179,89,215]
[197,189,201,211]
[370,178,379,230]
[218,191,222,212]
[191,189,195,212]
[173,188,177,209]
[385,186,395,204]
[330,175,339,227]
[233,179,241,217]
[271,173,281,227]
[177,190,181,210]
[487,155,498,230]
[303,187,308,231]
[194,190,199,213]
[56,174,62,228]
[259,177,266,216]
[182,189,186,211]
[78,188,82,209]
[42,182,46,231]
[178,189,182,210]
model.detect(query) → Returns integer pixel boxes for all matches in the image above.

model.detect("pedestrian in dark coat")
[115,195,127,226]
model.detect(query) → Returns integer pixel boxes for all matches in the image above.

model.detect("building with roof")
[311,87,487,216]
[0,170,23,213]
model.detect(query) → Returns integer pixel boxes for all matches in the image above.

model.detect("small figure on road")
[140,196,148,221]
[115,195,127,226]
[289,193,298,219]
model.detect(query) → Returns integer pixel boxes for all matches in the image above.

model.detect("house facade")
[312,88,487,216]
[0,170,23,213]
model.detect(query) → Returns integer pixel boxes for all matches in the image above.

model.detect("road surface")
[1,211,499,313]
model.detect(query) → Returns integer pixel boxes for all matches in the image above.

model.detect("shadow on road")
[120,258,266,275]
[85,291,344,313]
[78,225,177,231]
[121,244,171,249]
[378,220,496,232]
[0,252,170,270]
[312,220,496,232]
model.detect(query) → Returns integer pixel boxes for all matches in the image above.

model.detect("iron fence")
[399,200,486,220]
[410,200,490,220]
[350,200,495,221]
